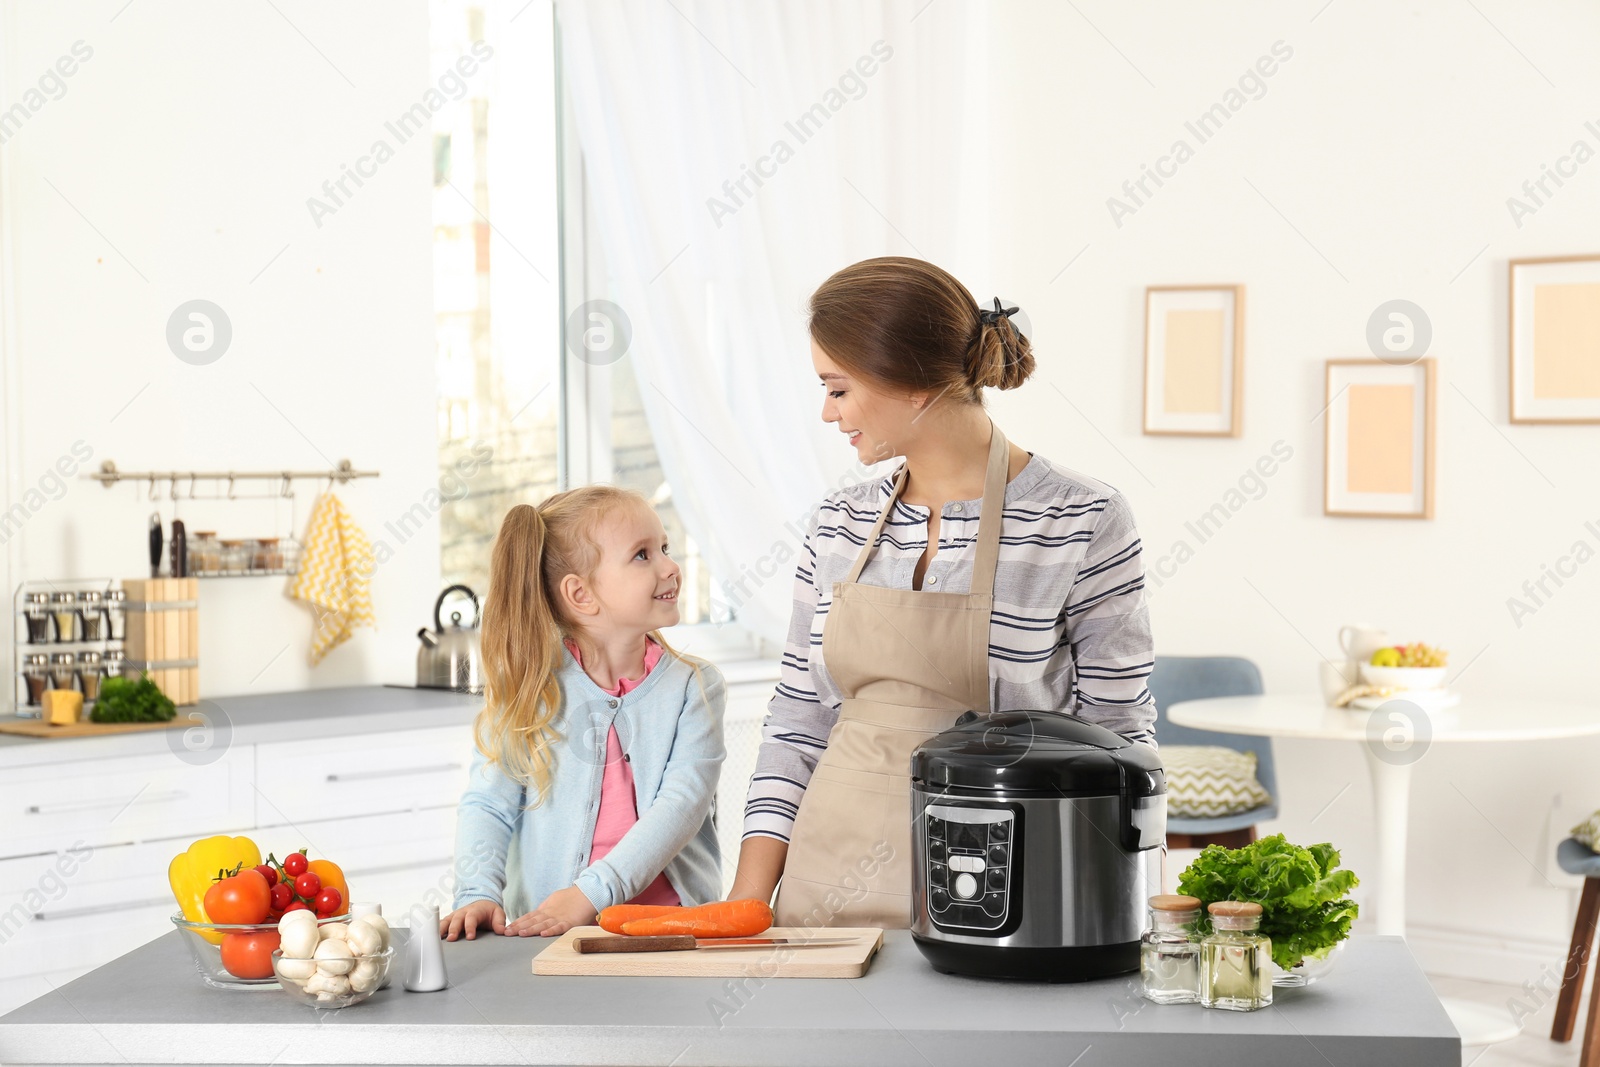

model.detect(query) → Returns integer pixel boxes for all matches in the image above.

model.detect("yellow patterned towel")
[288,492,376,664]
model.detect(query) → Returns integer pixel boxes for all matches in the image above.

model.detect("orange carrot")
[618,899,773,938]
[597,904,681,934]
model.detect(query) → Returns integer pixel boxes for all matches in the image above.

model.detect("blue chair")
[1550,837,1600,1057]
[1147,655,1277,849]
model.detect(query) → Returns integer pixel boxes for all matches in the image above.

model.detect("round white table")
[1167,692,1600,1047]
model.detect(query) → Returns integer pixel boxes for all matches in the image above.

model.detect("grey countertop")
[0,685,483,769]
[0,929,1458,1066]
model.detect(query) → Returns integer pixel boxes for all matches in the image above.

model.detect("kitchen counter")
[0,929,1458,1066]
[0,685,483,769]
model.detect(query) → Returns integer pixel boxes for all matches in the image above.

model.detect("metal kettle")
[416,584,484,694]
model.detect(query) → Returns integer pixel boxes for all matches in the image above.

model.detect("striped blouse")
[741,450,1157,844]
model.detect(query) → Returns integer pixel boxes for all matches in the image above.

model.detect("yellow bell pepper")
[168,835,260,944]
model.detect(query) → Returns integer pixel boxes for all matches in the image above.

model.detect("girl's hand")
[440,899,507,941]
[505,886,598,937]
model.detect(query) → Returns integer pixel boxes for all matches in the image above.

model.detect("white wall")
[0,0,441,696]
[987,1,1600,972]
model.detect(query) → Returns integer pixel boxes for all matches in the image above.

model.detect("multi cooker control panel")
[924,804,1013,933]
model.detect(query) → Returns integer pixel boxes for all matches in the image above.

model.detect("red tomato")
[282,852,308,878]
[220,930,280,979]
[294,872,321,900]
[204,869,271,926]
[283,901,312,915]
[269,882,292,911]
[315,888,342,917]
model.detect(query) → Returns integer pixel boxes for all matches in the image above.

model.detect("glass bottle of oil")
[1200,900,1272,1011]
[1140,894,1201,1003]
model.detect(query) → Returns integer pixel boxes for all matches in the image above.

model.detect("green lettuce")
[1176,834,1360,972]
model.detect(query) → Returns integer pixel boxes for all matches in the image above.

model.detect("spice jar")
[24,592,51,644]
[188,532,218,575]
[239,539,262,573]
[1140,895,1202,1004]
[104,650,126,679]
[22,653,49,706]
[50,592,77,643]
[49,652,78,692]
[105,589,127,641]
[281,536,303,575]
[78,651,103,701]
[1201,901,1273,1012]
[255,538,284,572]
[78,590,106,641]
[220,539,247,575]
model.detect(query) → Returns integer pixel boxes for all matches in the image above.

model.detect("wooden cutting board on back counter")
[532,926,884,978]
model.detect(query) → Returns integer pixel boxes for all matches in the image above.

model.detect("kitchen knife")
[148,513,163,577]
[574,935,860,954]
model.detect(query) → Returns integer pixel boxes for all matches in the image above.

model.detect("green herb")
[90,672,177,724]
[1177,834,1360,972]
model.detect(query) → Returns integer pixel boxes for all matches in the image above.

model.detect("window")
[431,0,714,625]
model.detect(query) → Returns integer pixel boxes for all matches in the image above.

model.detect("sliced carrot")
[618,899,773,938]
[597,904,681,935]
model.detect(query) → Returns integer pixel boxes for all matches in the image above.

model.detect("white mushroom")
[317,922,350,942]
[279,921,319,960]
[314,938,354,975]
[346,920,383,958]
[276,956,317,982]
[348,956,382,993]
[305,971,351,996]
[354,913,391,952]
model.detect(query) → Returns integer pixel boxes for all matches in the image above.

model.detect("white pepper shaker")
[404,903,448,992]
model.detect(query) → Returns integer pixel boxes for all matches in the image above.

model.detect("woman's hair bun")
[968,313,1035,392]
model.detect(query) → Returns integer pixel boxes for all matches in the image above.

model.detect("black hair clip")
[978,297,1019,327]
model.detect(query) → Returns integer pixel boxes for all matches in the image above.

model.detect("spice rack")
[11,579,128,719]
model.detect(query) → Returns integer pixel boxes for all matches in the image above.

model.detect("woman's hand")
[505,885,598,937]
[440,898,507,941]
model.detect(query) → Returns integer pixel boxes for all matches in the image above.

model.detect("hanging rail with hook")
[86,459,378,489]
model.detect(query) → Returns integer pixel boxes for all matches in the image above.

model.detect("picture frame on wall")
[1509,254,1600,424]
[1142,284,1244,436]
[1323,359,1436,519]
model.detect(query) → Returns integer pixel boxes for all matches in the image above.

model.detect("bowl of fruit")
[272,910,393,1008]
[168,839,351,989]
[1359,642,1448,691]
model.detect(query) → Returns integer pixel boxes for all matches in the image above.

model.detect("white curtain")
[557,0,990,645]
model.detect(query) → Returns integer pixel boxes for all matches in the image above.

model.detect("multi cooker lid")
[911,710,1166,798]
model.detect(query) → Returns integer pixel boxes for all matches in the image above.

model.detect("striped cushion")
[1164,745,1271,818]
[1573,811,1600,852]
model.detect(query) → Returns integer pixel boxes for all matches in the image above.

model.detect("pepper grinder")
[403,904,448,992]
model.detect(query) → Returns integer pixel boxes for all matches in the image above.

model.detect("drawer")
[0,746,253,858]
[254,725,475,825]
[0,841,177,980]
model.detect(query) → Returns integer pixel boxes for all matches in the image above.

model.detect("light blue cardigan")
[451,645,726,917]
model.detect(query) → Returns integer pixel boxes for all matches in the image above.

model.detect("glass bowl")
[1269,939,1347,988]
[272,945,395,1008]
[171,913,350,990]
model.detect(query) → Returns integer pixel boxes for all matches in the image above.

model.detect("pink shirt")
[563,637,681,907]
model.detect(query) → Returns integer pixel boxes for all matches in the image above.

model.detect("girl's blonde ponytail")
[477,503,565,804]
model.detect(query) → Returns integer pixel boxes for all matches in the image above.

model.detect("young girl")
[441,485,726,940]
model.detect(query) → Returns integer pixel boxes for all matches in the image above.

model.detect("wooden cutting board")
[532,926,884,978]
[0,713,203,739]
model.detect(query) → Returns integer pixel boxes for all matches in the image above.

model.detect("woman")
[728,256,1157,930]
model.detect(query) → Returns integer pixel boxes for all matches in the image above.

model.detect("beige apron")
[773,420,1011,929]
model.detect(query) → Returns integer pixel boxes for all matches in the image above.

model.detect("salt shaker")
[404,903,448,992]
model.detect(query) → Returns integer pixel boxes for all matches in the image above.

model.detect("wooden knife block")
[120,578,199,706]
